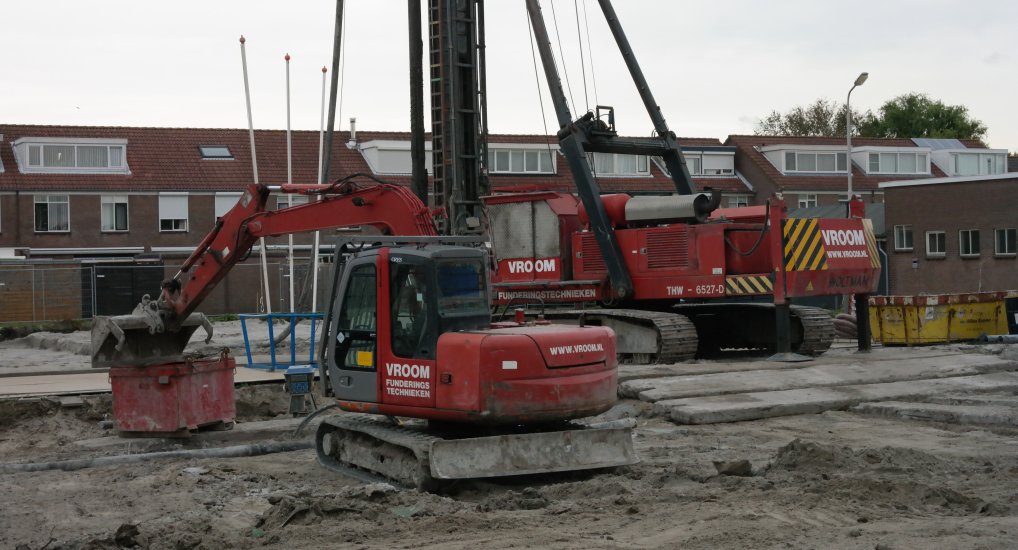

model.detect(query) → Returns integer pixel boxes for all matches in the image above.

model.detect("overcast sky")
[3,1,1016,151]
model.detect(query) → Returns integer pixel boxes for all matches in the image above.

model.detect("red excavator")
[92,181,636,489]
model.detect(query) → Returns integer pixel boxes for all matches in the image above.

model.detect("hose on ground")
[0,440,313,474]
[294,404,338,437]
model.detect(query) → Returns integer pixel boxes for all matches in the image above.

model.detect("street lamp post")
[846,72,868,207]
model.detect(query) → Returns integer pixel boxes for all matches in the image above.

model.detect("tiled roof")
[0,125,749,195]
[725,134,951,193]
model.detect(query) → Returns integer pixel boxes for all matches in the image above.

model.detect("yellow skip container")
[869,291,1017,345]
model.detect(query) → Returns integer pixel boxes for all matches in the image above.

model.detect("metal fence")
[0,260,336,323]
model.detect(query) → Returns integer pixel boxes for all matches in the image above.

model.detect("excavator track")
[542,309,699,364]
[315,414,639,491]
[316,415,440,491]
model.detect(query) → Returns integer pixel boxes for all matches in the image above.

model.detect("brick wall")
[884,177,1018,295]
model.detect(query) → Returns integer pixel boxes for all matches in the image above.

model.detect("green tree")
[856,93,986,140]
[755,99,871,137]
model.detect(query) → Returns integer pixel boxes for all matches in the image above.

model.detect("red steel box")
[109,353,236,434]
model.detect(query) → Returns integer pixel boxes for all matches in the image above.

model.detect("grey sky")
[3,1,1015,151]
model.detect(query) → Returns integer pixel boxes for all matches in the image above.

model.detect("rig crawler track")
[541,304,835,364]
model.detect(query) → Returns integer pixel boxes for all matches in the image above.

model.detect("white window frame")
[727,195,749,208]
[276,194,310,210]
[159,193,189,233]
[686,156,702,175]
[15,138,129,174]
[959,229,980,258]
[214,192,243,221]
[488,147,556,174]
[34,194,70,233]
[867,152,928,175]
[100,195,129,232]
[893,224,913,251]
[994,228,1016,257]
[797,194,818,208]
[588,152,650,177]
[926,231,946,258]
[784,151,847,174]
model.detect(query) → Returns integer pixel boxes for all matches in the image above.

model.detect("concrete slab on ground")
[0,367,284,398]
[623,354,1016,401]
[655,371,1018,425]
[853,400,1018,428]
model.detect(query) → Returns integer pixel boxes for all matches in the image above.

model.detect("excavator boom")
[92,181,436,368]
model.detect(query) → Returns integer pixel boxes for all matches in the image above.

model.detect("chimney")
[346,117,358,149]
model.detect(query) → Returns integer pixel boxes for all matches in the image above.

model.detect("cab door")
[325,257,379,403]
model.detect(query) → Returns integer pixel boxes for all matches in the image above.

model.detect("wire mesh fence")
[0,260,335,323]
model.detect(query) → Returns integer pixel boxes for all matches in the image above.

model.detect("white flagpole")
[240,35,272,314]
[311,65,327,313]
[285,53,295,314]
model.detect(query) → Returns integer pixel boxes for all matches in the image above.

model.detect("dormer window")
[867,152,928,174]
[784,151,847,173]
[15,138,129,174]
[200,145,234,160]
[489,147,556,174]
[953,152,1005,176]
[681,153,735,176]
[589,153,649,177]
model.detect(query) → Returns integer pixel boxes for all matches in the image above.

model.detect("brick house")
[880,173,1018,295]
[724,135,1008,209]
[0,124,753,318]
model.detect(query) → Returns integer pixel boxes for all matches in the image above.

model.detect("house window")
[101,195,129,232]
[214,192,243,221]
[893,224,913,251]
[34,195,70,232]
[276,194,310,210]
[954,153,1005,176]
[785,152,846,173]
[159,194,189,232]
[959,229,980,257]
[728,196,749,208]
[686,157,701,175]
[199,145,234,160]
[926,231,946,258]
[995,228,1016,256]
[588,153,650,176]
[797,194,818,208]
[488,148,555,174]
[867,152,928,174]
[23,142,126,171]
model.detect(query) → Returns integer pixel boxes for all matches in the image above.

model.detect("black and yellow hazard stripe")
[726,274,774,295]
[783,219,829,271]
[862,219,881,269]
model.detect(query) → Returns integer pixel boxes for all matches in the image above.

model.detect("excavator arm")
[92,181,436,368]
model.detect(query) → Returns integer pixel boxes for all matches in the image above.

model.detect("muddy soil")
[2,389,1017,550]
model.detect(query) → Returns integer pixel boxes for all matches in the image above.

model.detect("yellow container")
[869,292,1014,345]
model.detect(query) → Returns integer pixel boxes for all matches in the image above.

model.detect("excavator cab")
[322,243,491,407]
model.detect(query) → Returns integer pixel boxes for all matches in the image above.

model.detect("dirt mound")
[5,331,92,355]
[257,483,465,540]
[234,384,291,420]
[476,487,550,512]
[804,477,1000,515]
[770,438,958,477]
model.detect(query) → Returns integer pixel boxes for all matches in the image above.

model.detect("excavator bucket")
[91,295,212,368]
